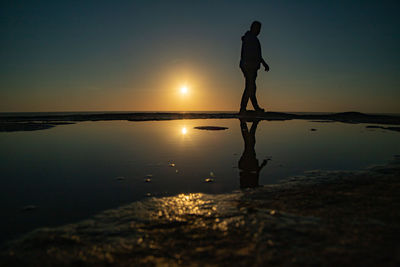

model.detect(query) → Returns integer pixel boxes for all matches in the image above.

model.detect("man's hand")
[261,59,269,72]
[263,63,270,72]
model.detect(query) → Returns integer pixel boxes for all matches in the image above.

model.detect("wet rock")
[366,125,400,132]
[0,122,75,132]
[2,159,399,266]
[20,205,37,211]
[194,126,229,131]
[0,122,55,132]
[310,120,335,123]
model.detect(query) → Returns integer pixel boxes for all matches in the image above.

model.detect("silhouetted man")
[240,21,269,113]
[238,118,268,188]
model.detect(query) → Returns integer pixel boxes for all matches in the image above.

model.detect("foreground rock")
[0,122,73,132]
[1,159,399,266]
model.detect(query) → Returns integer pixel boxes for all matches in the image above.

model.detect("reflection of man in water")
[240,20,269,113]
[238,118,267,188]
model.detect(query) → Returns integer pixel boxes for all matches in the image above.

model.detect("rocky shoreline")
[1,158,399,266]
[1,111,400,132]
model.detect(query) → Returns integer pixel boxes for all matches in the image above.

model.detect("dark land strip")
[1,111,400,132]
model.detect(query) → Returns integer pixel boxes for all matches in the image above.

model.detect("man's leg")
[240,88,250,112]
[247,71,262,111]
[240,70,252,112]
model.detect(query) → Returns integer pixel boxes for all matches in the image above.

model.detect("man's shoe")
[255,108,265,113]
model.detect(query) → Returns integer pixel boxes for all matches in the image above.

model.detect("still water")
[1,118,399,244]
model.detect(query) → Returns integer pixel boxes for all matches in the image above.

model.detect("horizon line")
[1,110,400,116]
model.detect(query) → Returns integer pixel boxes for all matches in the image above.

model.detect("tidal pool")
[0,118,399,244]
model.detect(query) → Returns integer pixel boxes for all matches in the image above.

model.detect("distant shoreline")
[1,111,399,117]
[1,111,400,132]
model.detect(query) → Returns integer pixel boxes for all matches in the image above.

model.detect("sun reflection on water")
[151,193,239,232]
[155,193,213,219]
[181,127,187,135]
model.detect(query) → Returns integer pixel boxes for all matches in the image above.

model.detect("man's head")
[250,21,261,36]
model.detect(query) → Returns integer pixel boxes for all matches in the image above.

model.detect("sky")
[1,0,399,113]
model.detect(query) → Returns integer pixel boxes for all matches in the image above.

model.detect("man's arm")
[257,38,269,72]
[258,159,268,173]
[261,58,269,72]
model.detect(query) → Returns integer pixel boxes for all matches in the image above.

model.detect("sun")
[180,86,188,94]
